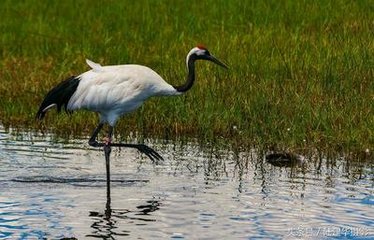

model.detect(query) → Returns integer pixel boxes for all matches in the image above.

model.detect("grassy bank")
[0,0,373,152]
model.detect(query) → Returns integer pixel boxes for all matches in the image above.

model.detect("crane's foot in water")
[110,143,164,163]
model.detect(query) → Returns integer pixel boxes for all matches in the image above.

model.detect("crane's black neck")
[173,54,198,93]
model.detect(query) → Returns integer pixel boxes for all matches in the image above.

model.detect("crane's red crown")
[197,44,207,50]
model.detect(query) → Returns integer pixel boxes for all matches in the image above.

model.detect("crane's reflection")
[86,144,161,239]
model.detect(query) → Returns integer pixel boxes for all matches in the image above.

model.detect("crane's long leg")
[87,123,112,216]
[104,141,111,217]
[107,126,163,163]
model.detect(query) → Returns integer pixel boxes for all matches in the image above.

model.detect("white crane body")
[68,62,179,125]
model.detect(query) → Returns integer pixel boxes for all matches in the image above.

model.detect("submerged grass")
[0,0,373,153]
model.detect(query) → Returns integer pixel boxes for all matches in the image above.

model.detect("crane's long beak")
[208,55,229,69]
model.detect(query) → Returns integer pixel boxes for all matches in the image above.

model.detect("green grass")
[0,0,373,153]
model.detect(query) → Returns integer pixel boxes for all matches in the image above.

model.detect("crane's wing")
[36,76,80,120]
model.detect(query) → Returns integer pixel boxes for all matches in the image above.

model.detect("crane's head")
[186,44,228,69]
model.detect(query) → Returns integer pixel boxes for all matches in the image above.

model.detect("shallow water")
[0,126,373,239]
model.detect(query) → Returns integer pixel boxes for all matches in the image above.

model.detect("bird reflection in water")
[87,200,160,239]
[86,144,161,239]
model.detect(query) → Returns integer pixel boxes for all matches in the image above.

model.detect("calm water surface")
[0,126,373,239]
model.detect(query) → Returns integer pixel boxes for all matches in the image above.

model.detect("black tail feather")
[36,76,80,120]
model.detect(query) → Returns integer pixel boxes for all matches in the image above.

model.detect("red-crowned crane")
[36,45,228,161]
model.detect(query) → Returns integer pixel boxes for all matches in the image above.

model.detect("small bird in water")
[36,45,228,160]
